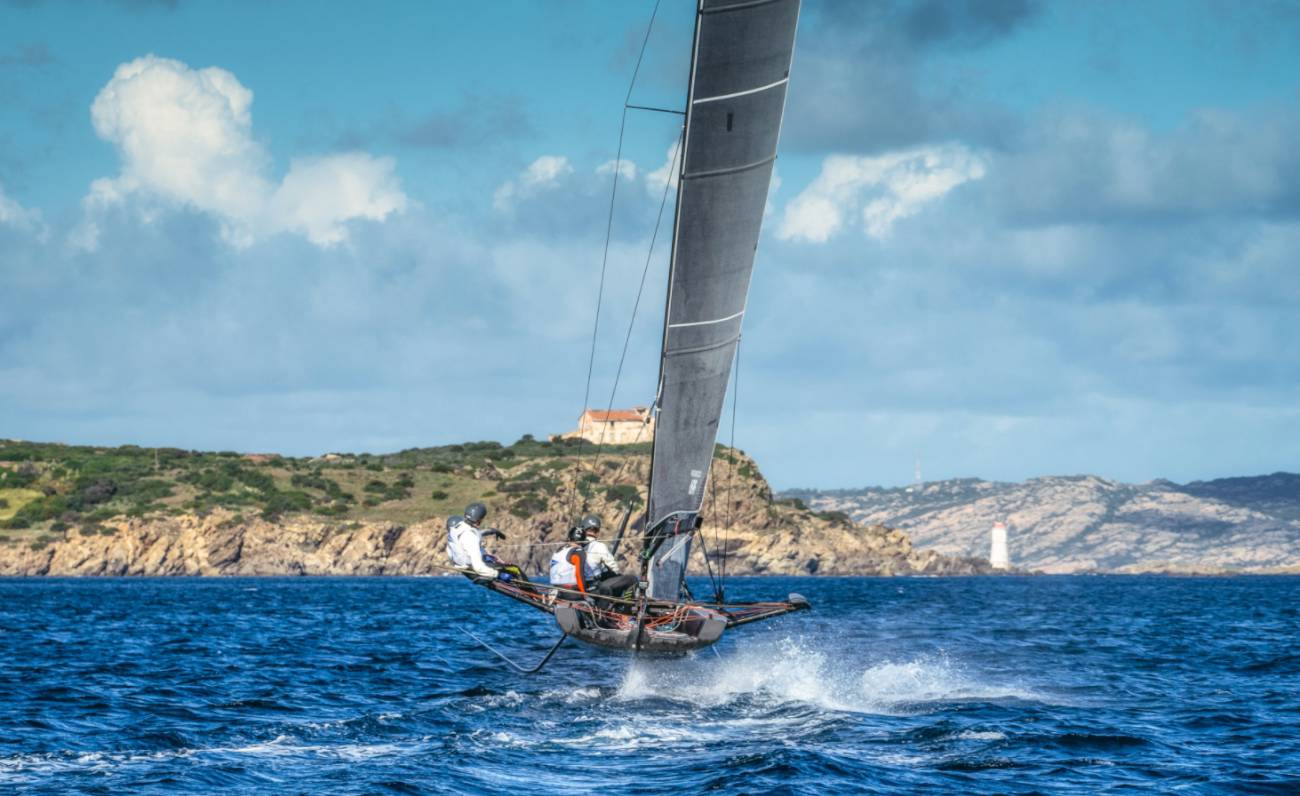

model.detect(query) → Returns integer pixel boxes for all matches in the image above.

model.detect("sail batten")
[692,76,788,104]
[645,0,799,602]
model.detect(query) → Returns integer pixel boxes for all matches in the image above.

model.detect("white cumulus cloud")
[493,155,573,211]
[778,145,988,243]
[596,158,637,181]
[83,55,407,248]
[645,140,681,198]
[0,183,42,231]
[271,153,407,247]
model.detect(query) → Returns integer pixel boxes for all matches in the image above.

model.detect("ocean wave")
[0,734,424,783]
[954,730,1007,741]
[4,576,1297,793]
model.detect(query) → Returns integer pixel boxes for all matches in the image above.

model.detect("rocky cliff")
[0,443,992,577]
[785,473,1300,574]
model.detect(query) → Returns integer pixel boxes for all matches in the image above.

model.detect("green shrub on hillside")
[0,464,38,489]
[0,444,38,461]
[5,494,75,528]
[260,490,312,519]
[126,503,166,518]
[125,479,174,502]
[360,478,410,502]
[499,480,540,494]
[184,468,235,492]
[509,494,547,518]
[291,472,329,491]
[80,478,117,505]
[290,472,351,504]
[237,469,274,492]
[604,484,641,506]
[814,510,853,528]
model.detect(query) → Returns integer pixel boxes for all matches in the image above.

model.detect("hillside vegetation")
[0,436,627,541]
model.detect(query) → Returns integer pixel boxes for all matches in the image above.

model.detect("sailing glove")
[497,571,514,583]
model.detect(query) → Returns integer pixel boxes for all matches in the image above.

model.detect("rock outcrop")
[786,473,1300,574]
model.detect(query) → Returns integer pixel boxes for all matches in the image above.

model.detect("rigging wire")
[569,0,664,520]
[695,516,722,603]
[587,127,682,478]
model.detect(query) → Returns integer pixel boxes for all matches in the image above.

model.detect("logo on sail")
[688,469,704,495]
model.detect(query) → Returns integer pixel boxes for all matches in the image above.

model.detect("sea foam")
[616,636,1041,715]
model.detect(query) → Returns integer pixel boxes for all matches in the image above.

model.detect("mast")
[642,0,801,602]
[644,2,703,538]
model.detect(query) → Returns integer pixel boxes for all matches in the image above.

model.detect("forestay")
[645,0,800,602]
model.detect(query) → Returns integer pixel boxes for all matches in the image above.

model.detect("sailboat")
[465,0,808,657]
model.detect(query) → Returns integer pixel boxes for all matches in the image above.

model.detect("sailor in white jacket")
[447,502,521,582]
[572,515,636,599]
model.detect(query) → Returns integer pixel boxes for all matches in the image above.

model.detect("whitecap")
[954,730,1007,741]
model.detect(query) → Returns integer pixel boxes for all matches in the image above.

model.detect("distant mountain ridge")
[782,473,1300,574]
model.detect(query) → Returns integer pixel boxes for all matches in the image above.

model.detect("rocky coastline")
[0,441,994,578]
[0,508,994,578]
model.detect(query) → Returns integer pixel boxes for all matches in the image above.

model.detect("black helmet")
[567,526,587,543]
[464,503,487,525]
[579,515,602,534]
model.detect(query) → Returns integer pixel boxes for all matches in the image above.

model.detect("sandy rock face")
[0,513,445,577]
[791,474,1300,574]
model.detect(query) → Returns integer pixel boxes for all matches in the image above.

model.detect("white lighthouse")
[990,522,1010,570]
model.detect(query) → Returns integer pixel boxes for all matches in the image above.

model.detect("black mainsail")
[644,0,800,602]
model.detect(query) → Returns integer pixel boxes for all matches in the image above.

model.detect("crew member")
[574,515,636,600]
[447,502,525,582]
[548,526,591,594]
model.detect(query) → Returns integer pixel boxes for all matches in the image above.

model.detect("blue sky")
[2,0,1299,489]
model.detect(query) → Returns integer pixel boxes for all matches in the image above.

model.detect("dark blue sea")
[1,576,1298,794]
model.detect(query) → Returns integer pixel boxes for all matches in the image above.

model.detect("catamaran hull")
[472,574,809,654]
[553,603,726,653]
